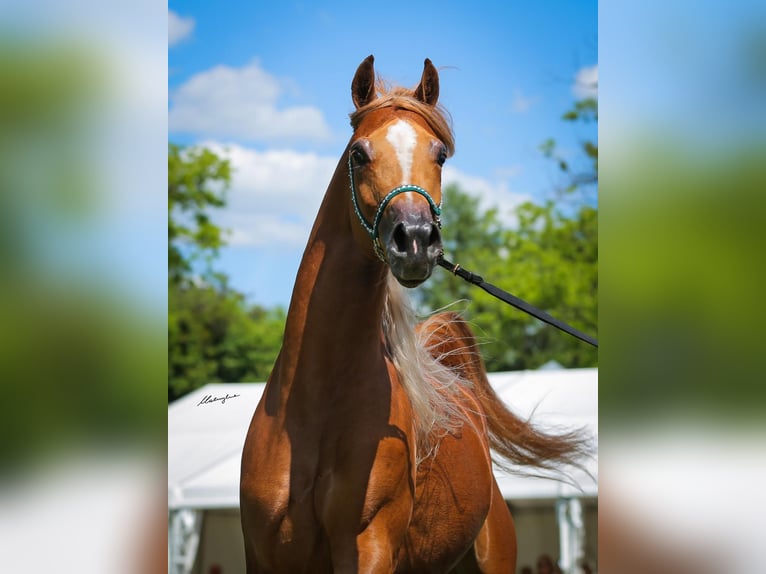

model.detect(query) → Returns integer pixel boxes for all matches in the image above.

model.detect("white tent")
[169,382,263,511]
[168,369,597,573]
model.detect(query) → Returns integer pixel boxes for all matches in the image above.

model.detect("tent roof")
[168,369,597,510]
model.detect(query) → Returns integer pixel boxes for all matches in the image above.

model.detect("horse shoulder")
[241,383,292,522]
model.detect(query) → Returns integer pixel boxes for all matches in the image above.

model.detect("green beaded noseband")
[348,152,442,262]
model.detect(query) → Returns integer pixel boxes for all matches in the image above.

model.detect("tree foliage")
[168,283,285,401]
[540,97,598,200]
[168,142,231,286]
[168,144,285,401]
[415,186,597,372]
[416,96,598,371]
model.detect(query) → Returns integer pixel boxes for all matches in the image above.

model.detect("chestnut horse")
[240,56,586,573]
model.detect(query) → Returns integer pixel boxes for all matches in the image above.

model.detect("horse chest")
[245,416,411,571]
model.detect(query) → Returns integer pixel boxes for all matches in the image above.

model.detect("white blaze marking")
[385,119,417,185]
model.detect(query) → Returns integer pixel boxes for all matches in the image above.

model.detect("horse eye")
[436,145,448,166]
[350,142,371,166]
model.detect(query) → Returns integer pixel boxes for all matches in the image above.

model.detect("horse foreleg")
[325,502,410,574]
[355,517,403,574]
[323,447,414,574]
[472,479,517,574]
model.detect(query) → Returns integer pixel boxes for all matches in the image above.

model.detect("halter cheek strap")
[348,153,442,262]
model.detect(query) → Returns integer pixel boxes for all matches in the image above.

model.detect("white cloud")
[202,142,338,247]
[443,165,532,226]
[169,61,332,143]
[168,10,194,47]
[573,64,598,99]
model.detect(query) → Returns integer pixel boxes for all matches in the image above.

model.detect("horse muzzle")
[382,208,443,287]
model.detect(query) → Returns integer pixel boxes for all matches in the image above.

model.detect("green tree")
[416,187,597,372]
[416,96,598,371]
[168,283,285,401]
[168,143,231,286]
[168,144,285,401]
[540,96,598,203]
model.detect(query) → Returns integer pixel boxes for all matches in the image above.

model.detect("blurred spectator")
[536,554,555,574]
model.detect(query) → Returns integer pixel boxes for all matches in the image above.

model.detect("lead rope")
[436,255,598,347]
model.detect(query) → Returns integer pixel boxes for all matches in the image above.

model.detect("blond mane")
[381,273,473,462]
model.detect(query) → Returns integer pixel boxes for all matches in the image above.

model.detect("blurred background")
[600,1,766,573]
[0,0,166,572]
[2,0,765,572]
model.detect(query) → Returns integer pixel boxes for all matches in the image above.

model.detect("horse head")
[348,55,453,288]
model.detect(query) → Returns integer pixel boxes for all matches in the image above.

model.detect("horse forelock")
[381,273,472,463]
[349,81,455,157]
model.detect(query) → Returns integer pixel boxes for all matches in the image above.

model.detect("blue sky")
[169,1,597,308]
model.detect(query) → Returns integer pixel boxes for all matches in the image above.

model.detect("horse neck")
[277,150,389,395]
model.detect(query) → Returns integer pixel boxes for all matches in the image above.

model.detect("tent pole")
[168,508,203,574]
[556,497,585,574]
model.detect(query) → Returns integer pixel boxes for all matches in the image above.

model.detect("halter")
[348,152,442,262]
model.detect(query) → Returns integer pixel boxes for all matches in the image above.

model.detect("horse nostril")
[390,221,442,256]
[392,222,408,253]
[428,223,441,247]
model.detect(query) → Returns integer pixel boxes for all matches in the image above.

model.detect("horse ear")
[352,55,376,109]
[415,58,439,106]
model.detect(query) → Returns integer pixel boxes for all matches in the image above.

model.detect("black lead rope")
[437,256,599,348]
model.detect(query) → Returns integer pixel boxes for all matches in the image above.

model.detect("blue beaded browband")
[348,152,442,262]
